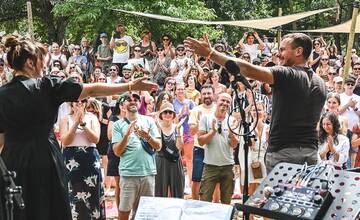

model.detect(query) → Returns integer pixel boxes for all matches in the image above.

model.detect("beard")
[203,98,212,106]
[127,105,138,113]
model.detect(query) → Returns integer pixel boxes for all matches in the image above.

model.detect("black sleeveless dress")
[0,75,82,220]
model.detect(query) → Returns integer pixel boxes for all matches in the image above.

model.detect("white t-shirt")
[243,44,260,62]
[199,113,235,166]
[318,134,349,167]
[170,56,189,83]
[112,36,134,64]
[339,92,360,129]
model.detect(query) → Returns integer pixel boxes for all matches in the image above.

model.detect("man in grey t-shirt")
[198,93,239,204]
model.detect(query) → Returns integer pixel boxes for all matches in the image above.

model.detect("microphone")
[225,60,252,89]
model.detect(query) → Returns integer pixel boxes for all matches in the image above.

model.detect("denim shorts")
[192,146,204,182]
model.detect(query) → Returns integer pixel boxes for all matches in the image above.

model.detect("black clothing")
[268,66,326,152]
[0,75,82,220]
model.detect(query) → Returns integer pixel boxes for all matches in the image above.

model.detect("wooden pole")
[343,1,359,78]
[27,1,34,41]
[277,7,282,50]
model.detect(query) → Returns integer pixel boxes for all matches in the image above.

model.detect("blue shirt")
[112,115,160,176]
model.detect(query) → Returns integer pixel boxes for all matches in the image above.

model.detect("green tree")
[52,0,221,45]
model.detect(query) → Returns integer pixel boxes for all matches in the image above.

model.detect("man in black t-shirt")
[185,33,326,173]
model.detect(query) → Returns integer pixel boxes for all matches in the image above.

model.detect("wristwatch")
[79,122,86,127]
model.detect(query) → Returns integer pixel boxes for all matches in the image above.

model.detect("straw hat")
[159,102,176,120]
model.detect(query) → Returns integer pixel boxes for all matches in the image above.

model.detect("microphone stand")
[231,82,254,220]
[0,156,25,220]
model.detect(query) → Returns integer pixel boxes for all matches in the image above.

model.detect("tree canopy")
[0,0,358,52]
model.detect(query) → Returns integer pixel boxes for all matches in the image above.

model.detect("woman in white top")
[239,102,269,196]
[60,99,105,219]
[318,112,350,169]
[325,92,348,135]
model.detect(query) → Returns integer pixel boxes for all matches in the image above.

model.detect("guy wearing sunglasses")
[198,92,239,204]
[112,92,161,220]
[170,44,190,83]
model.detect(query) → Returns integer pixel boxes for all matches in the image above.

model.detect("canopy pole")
[277,7,282,50]
[26,1,34,41]
[343,1,360,78]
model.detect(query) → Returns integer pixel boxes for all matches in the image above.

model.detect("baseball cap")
[333,76,343,83]
[100,33,107,38]
[117,92,141,104]
[345,76,356,84]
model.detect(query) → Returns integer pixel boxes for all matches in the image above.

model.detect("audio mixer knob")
[274,187,283,196]
[313,195,323,205]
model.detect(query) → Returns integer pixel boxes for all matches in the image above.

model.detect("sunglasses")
[98,78,106,80]
[70,65,76,69]
[177,48,185,52]
[54,64,61,67]
[328,72,337,75]
[134,49,141,52]
[126,97,139,102]
[346,83,355,86]
[314,43,320,46]
[243,56,250,59]
[74,48,81,50]
[0,63,4,66]
[163,38,170,41]
[163,110,173,114]
[321,59,329,61]
[110,69,117,71]
[354,68,360,70]
[167,82,175,86]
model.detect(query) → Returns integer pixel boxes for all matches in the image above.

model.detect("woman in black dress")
[0,35,158,220]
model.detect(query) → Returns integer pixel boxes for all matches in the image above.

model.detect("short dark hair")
[283,33,312,60]
[200,83,215,93]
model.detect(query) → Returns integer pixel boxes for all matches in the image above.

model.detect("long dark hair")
[318,112,340,145]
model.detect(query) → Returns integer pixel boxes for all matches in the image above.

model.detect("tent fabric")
[112,7,335,30]
[301,15,360,33]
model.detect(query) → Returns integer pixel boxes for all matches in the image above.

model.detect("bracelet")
[207,50,214,60]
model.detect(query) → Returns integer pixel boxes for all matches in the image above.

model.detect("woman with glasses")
[316,55,330,81]
[0,35,158,220]
[153,46,171,88]
[325,67,338,92]
[162,76,176,96]
[60,98,105,219]
[239,102,269,196]
[318,112,350,169]
[155,103,185,198]
[309,38,325,72]
[161,34,175,59]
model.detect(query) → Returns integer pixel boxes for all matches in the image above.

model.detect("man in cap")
[112,92,161,220]
[170,44,191,83]
[333,76,344,94]
[96,32,113,73]
[119,64,132,83]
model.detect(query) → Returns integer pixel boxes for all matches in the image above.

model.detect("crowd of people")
[0,22,360,220]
